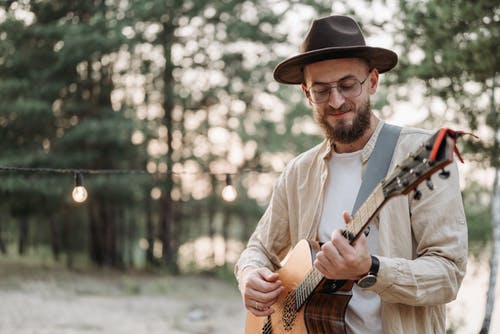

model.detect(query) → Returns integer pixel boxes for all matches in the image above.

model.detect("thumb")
[258,267,279,282]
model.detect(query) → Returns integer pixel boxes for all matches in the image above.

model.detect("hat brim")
[273,46,398,84]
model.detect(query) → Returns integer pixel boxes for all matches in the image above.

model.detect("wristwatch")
[357,255,380,288]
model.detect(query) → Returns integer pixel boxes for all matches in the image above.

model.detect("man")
[235,15,468,333]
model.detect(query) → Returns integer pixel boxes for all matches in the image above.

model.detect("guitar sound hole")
[282,291,297,331]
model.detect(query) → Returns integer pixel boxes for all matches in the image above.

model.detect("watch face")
[358,274,377,288]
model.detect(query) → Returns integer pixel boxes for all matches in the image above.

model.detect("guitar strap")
[351,123,402,215]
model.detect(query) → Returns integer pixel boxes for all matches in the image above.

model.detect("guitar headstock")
[382,130,456,200]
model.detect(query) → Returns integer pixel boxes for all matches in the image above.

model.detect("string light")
[72,173,88,203]
[0,166,277,202]
[221,174,237,202]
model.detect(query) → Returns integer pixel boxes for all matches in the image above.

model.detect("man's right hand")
[239,267,284,317]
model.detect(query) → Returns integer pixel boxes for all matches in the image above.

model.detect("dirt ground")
[2,255,500,334]
[0,260,246,334]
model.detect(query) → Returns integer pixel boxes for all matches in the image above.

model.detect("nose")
[328,87,345,109]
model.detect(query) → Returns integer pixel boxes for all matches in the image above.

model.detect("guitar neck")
[294,184,386,310]
[345,184,386,242]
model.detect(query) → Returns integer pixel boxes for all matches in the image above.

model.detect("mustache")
[328,102,355,114]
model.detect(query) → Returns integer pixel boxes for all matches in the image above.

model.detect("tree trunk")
[49,218,61,261]
[89,204,104,265]
[159,191,175,269]
[145,190,155,265]
[222,206,231,267]
[89,204,119,267]
[18,217,29,255]
[0,220,6,254]
[63,207,73,269]
[159,21,177,271]
[208,177,217,266]
[480,167,500,334]
[480,77,499,334]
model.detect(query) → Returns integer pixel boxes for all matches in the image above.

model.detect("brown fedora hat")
[273,15,398,84]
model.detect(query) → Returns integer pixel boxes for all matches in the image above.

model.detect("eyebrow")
[309,74,358,86]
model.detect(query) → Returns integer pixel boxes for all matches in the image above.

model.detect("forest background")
[0,0,498,333]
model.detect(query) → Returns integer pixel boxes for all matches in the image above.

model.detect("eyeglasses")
[305,73,370,104]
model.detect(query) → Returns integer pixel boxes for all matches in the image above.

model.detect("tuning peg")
[413,188,422,200]
[426,178,434,190]
[412,169,421,177]
[439,169,450,179]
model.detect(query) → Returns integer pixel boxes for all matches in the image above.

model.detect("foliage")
[0,0,333,269]
[392,0,498,161]
[387,0,499,246]
[462,182,493,253]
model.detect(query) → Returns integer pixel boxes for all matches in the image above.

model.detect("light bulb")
[222,184,237,202]
[72,186,88,203]
[72,173,88,203]
[222,174,237,202]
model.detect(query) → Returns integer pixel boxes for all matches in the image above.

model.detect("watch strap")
[369,255,380,275]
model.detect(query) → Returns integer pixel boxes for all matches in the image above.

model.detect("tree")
[389,1,499,332]
[125,0,333,269]
[0,1,67,256]
[0,0,146,266]
[0,0,335,271]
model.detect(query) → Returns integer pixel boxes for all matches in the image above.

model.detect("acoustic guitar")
[245,128,466,334]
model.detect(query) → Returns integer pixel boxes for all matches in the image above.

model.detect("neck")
[333,115,379,154]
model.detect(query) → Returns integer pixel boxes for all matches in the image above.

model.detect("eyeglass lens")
[307,74,369,104]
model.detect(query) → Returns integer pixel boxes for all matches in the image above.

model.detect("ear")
[301,83,312,106]
[368,69,379,95]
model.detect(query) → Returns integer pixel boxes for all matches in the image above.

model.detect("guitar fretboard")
[345,184,385,240]
[293,184,386,310]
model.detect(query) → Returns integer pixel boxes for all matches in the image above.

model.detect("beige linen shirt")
[235,121,468,334]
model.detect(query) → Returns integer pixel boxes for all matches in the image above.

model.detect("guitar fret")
[348,185,385,239]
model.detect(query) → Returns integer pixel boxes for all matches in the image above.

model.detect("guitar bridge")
[320,279,348,294]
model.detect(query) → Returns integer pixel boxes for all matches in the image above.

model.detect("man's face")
[302,58,378,144]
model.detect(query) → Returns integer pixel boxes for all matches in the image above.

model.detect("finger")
[343,211,352,224]
[330,229,352,255]
[245,284,283,305]
[249,302,275,317]
[250,277,283,294]
[314,258,333,278]
[352,232,367,248]
[318,242,340,266]
[330,228,346,243]
[247,296,280,315]
[259,289,283,309]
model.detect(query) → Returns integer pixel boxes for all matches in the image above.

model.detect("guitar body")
[304,290,351,333]
[245,240,351,334]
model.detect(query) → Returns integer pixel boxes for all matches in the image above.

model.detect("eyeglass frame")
[304,72,372,104]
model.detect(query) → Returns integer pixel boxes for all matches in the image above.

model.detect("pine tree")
[125,0,333,269]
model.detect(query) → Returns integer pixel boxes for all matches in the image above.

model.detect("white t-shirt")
[318,150,382,334]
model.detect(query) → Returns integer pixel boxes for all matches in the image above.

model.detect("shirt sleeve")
[234,169,292,283]
[368,159,468,305]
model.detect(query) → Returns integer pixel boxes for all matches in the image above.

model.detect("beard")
[315,98,372,145]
